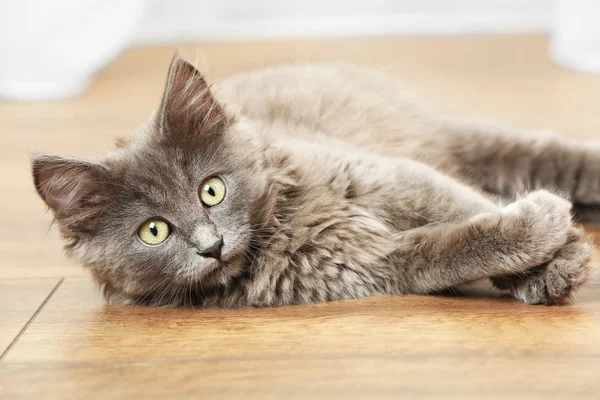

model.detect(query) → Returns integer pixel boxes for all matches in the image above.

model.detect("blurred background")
[1,0,599,100]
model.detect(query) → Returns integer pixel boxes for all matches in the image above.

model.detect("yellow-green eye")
[138,219,171,245]
[200,177,226,207]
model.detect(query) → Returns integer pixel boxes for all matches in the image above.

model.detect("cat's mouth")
[202,258,224,273]
[194,259,223,279]
[174,250,233,283]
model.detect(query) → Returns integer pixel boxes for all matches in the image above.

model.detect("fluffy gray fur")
[32,56,593,307]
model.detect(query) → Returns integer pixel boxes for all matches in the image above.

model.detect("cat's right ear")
[155,53,228,143]
[32,154,113,229]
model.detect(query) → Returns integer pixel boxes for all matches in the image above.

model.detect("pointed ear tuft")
[157,54,228,142]
[32,154,113,230]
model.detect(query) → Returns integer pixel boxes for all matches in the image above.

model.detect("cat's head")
[32,55,268,306]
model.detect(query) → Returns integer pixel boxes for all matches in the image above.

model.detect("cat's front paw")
[501,190,573,264]
[493,228,593,305]
[100,284,140,306]
[100,283,186,307]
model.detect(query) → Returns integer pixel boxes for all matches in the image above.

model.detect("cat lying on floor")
[32,55,594,307]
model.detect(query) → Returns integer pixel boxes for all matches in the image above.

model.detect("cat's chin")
[174,252,243,286]
[174,260,221,283]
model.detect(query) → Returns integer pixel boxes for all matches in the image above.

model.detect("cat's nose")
[197,236,223,259]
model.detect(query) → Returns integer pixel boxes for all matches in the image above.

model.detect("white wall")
[135,0,553,43]
[8,0,600,101]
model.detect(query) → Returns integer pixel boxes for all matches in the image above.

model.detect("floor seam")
[0,277,64,362]
[0,276,77,282]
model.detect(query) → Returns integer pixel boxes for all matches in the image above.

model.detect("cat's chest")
[243,201,398,306]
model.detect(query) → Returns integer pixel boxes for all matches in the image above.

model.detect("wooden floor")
[1,35,600,399]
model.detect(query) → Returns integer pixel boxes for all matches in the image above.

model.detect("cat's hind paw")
[492,228,593,305]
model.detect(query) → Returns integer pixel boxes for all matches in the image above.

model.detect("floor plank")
[1,276,598,398]
[3,277,600,362]
[0,279,61,357]
[1,356,599,400]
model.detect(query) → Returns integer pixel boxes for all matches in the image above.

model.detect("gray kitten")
[32,55,594,308]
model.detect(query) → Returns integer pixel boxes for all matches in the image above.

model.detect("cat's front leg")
[394,190,591,304]
[100,283,185,308]
[100,284,140,306]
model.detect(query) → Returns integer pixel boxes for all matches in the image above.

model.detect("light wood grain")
[0,277,599,399]
[1,356,599,400]
[0,279,61,357]
[1,35,600,399]
[2,278,600,363]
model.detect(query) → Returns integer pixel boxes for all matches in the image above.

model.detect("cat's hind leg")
[427,116,600,208]
[421,116,596,301]
[491,227,592,305]
[393,190,592,304]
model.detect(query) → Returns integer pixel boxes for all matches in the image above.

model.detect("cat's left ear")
[156,54,228,142]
